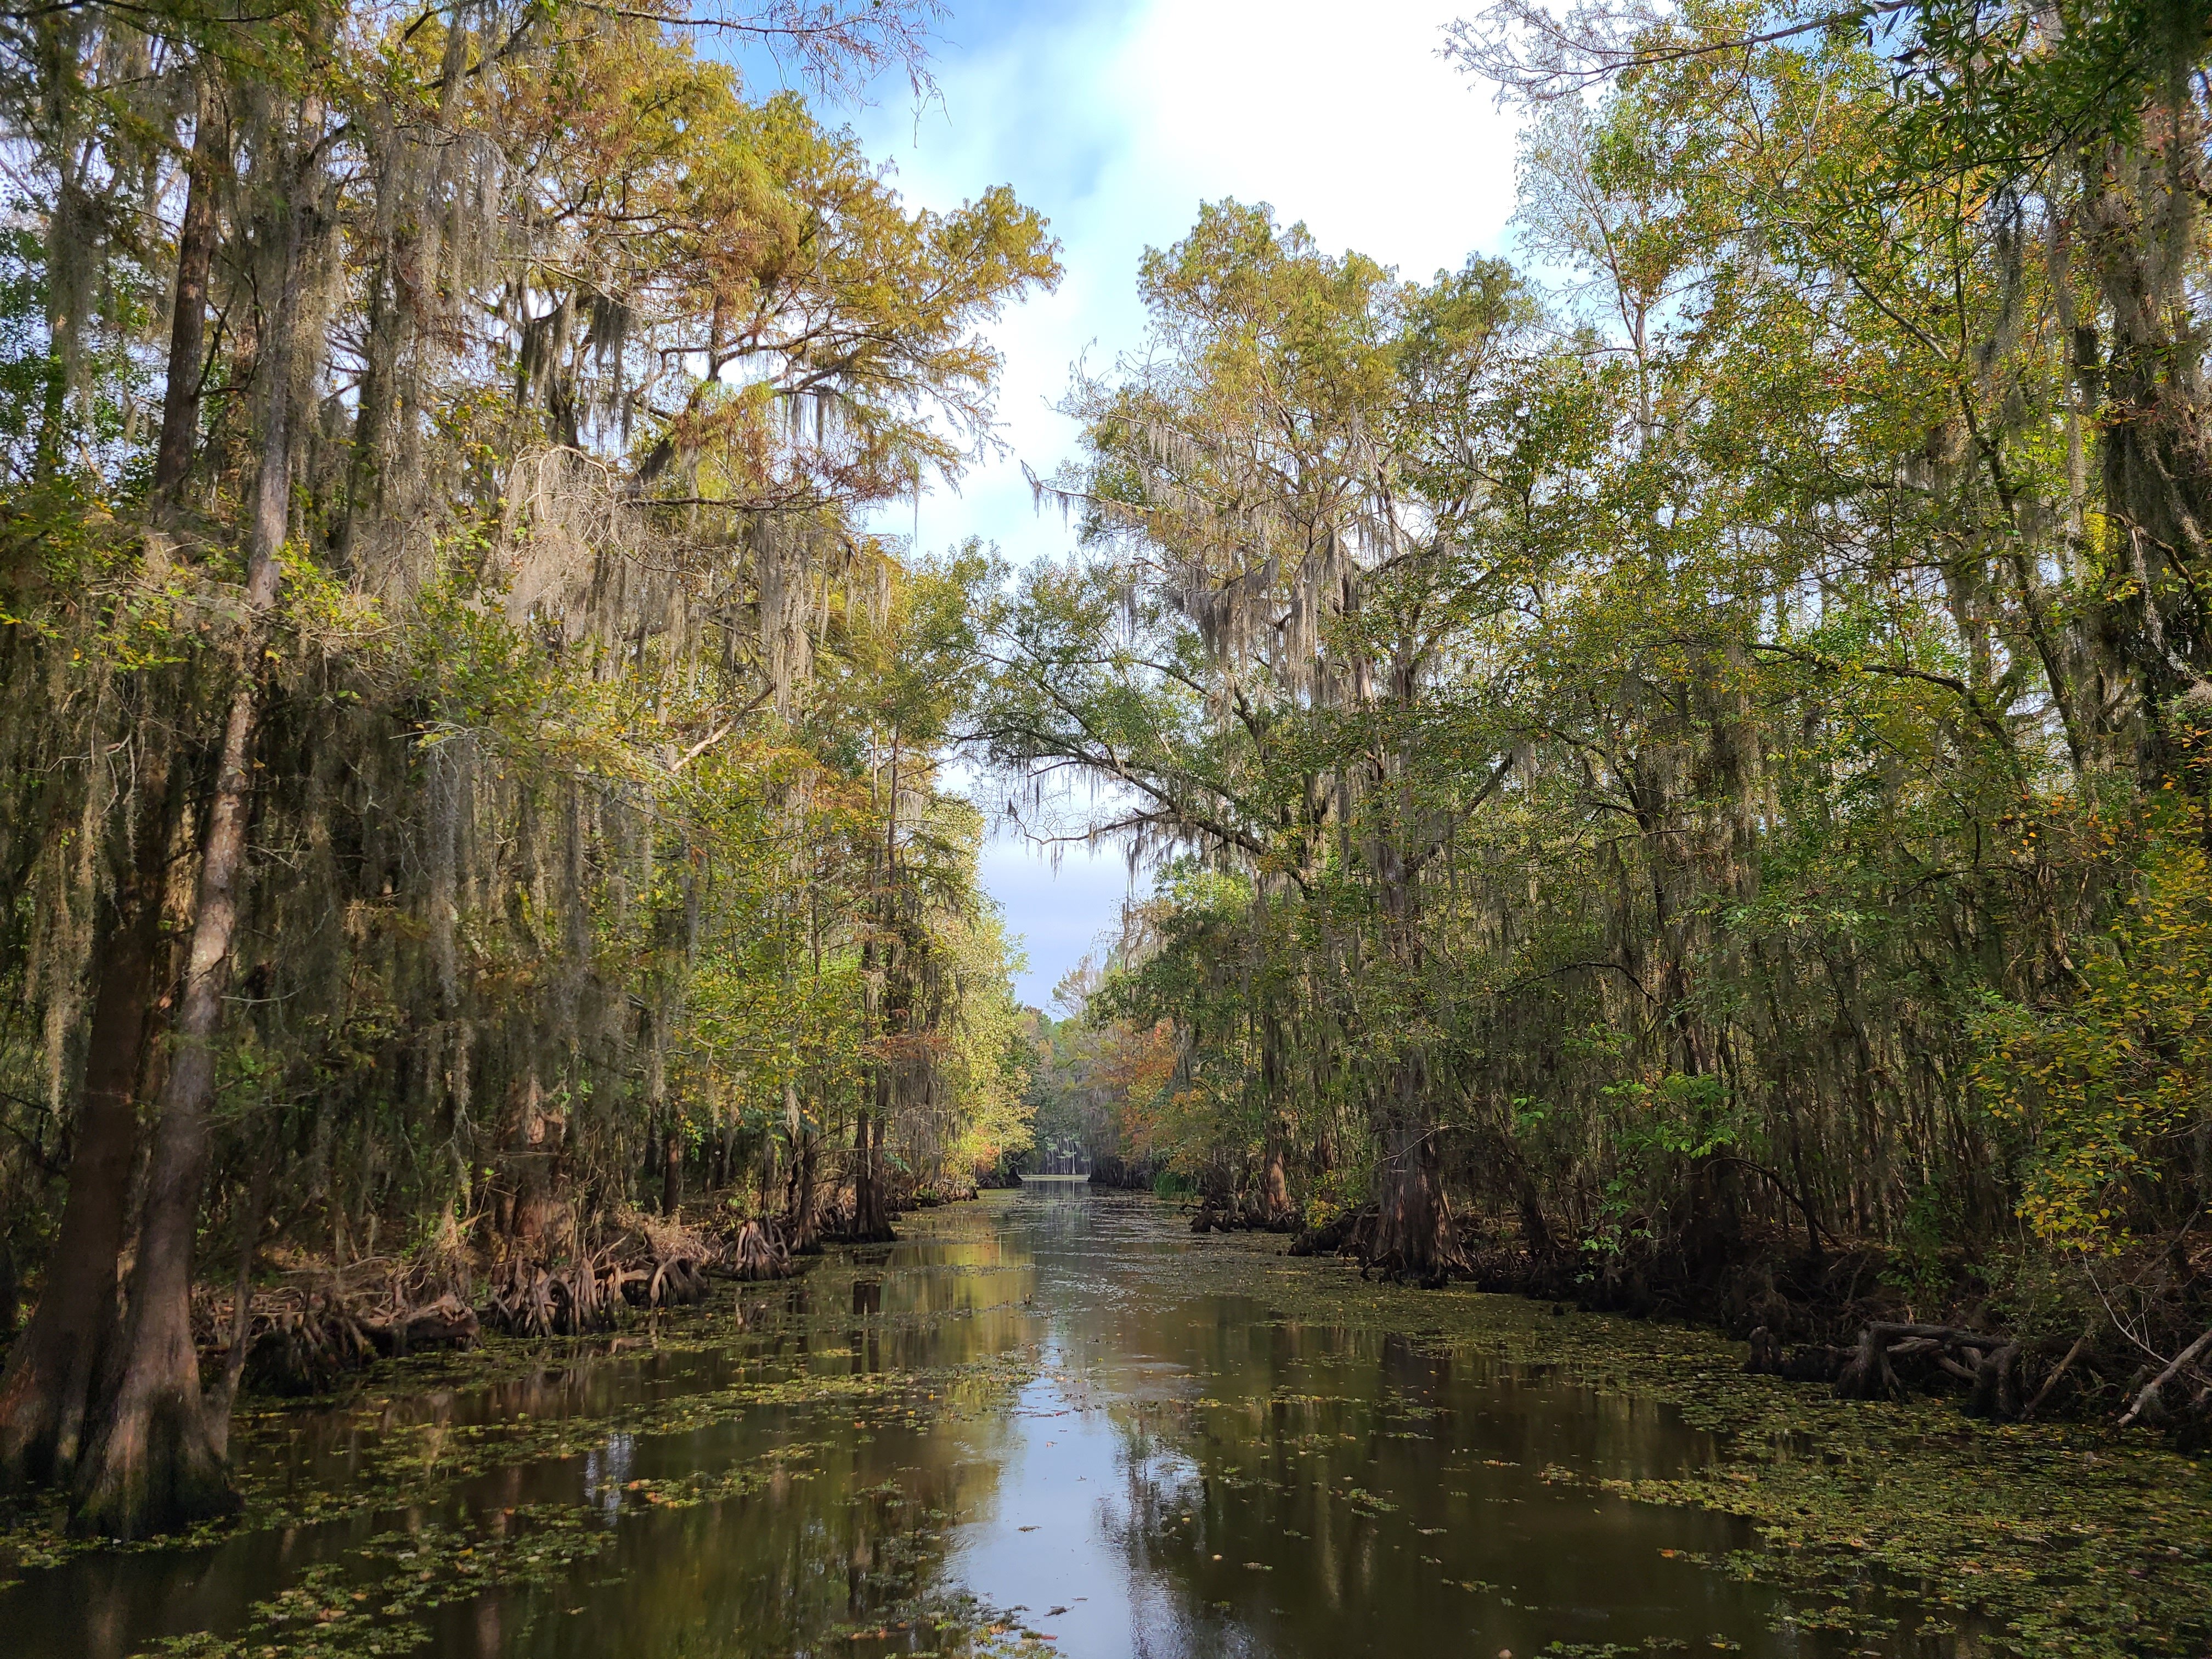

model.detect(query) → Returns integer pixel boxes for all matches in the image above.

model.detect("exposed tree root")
[719,1217,795,1281]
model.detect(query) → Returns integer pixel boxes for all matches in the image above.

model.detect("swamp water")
[0,1187,2092,1657]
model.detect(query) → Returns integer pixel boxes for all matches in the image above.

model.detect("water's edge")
[3,1188,2204,1658]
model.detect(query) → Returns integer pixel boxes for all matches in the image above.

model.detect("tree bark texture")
[0,738,176,1491]
[1255,1009,1294,1227]
[72,149,312,1536]
[1365,1056,1463,1286]
[151,80,219,510]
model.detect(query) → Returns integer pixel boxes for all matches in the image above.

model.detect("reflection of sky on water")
[948,1335,1204,1657]
[931,1184,1829,1659]
[7,1186,1915,1659]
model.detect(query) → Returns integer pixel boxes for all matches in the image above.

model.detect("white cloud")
[832,1,1522,1005]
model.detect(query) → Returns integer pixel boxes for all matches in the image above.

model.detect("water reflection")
[944,1188,1819,1659]
[4,1187,1925,1658]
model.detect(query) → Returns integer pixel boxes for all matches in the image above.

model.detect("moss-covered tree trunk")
[0,740,174,1491]
[71,668,264,1536]
[1255,1007,1294,1228]
[1367,1052,1462,1287]
[72,135,312,1536]
[1360,761,1462,1286]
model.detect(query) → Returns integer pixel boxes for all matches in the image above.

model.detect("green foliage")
[1973,796,2212,1253]
[979,0,2212,1293]
[0,0,1052,1290]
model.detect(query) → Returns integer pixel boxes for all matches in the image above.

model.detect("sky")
[759,1,1526,1008]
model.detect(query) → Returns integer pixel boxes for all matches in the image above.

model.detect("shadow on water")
[2,1187,1951,1658]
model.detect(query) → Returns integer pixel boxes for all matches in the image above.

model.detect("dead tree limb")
[2118,1324,2212,1430]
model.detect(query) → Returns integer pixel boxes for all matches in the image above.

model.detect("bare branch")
[577,0,945,100]
[1442,0,1916,104]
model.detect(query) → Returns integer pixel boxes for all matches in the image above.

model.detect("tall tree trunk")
[0,738,176,1491]
[1365,1052,1462,1288]
[852,944,895,1242]
[1361,814,1461,1285]
[6,87,228,1483]
[850,1094,894,1242]
[792,1120,819,1248]
[867,1110,893,1238]
[853,1073,894,1242]
[645,1009,677,1216]
[1256,1007,1294,1228]
[1515,1170,1554,1260]
[72,142,313,1537]
[151,78,219,511]
[69,671,262,1536]
[852,748,898,1245]
[851,1107,876,1239]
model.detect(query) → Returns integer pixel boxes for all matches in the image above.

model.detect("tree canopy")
[983,0,2212,1361]
[0,0,1054,1535]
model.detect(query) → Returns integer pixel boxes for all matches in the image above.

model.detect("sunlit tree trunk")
[151,76,219,513]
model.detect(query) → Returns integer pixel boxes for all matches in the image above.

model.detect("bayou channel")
[3,1186,2207,1659]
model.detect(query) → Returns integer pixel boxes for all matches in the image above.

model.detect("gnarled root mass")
[1828,1323,2021,1415]
[1745,1321,2028,1418]
[1188,1197,1299,1236]
[244,1294,482,1397]
[719,1217,795,1281]
[477,1211,802,1335]
[201,1213,804,1393]
[484,1236,715,1339]
[1186,1191,1301,1235]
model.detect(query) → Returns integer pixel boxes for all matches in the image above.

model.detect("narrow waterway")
[4,1187,1926,1658]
